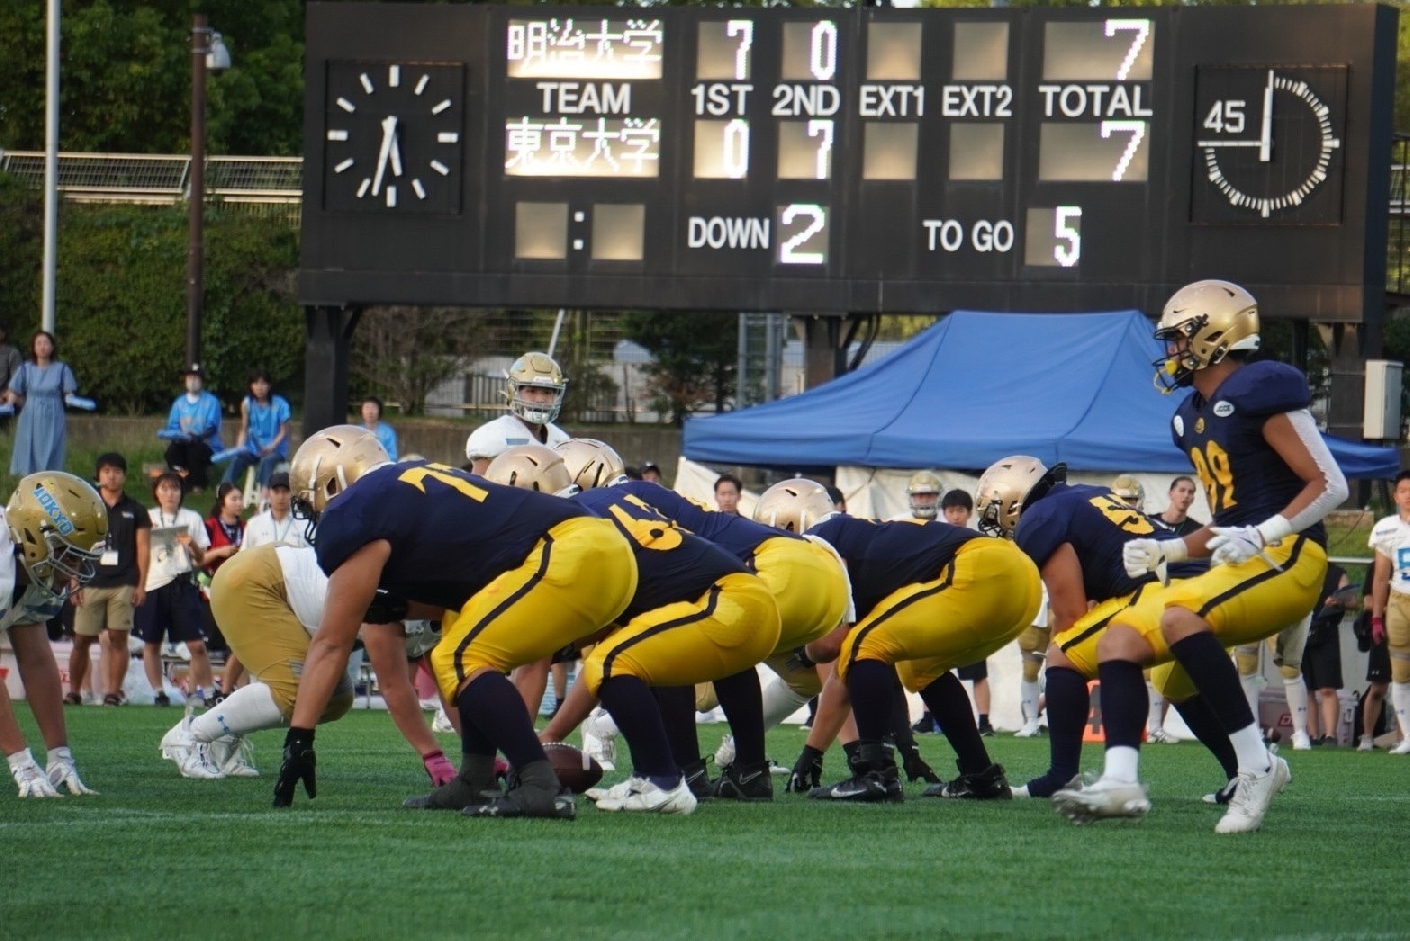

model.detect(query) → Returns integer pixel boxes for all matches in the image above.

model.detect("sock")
[1172,694,1237,779]
[652,686,702,766]
[1393,681,1410,740]
[457,672,546,770]
[919,672,991,775]
[190,682,284,741]
[1096,660,1146,750]
[887,681,920,757]
[1042,667,1089,787]
[1170,634,1269,773]
[714,668,766,766]
[1103,746,1139,784]
[845,660,898,743]
[1021,678,1043,725]
[1283,676,1309,735]
[1145,681,1165,734]
[1239,667,1261,722]
[599,676,679,781]
[761,677,810,728]
[1229,725,1271,775]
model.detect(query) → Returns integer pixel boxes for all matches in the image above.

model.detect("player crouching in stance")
[1,473,107,797]
[159,544,456,786]
[802,511,1042,802]
[491,442,782,813]
[272,427,637,818]
[1052,280,1346,833]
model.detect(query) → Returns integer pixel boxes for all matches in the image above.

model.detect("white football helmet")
[906,471,943,520]
[505,352,567,424]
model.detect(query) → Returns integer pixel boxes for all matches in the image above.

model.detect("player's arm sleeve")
[1276,409,1349,533]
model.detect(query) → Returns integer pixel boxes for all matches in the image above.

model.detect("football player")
[1235,618,1314,750]
[463,352,569,475]
[905,471,943,520]
[1054,279,1347,833]
[800,512,1042,802]
[973,456,1235,804]
[2,473,107,797]
[492,442,782,812]
[158,543,458,786]
[273,427,638,819]
[1367,469,1410,755]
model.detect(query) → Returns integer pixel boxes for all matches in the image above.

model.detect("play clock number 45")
[323,62,465,214]
[1192,65,1346,224]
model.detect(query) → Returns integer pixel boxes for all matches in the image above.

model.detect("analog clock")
[323,61,465,214]
[1191,65,1347,224]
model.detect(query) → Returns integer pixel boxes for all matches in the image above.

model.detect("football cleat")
[464,784,576,820]
[1012,773,1079,800]
[1148,728,1180,745]
[682,760,713,801]
[209,735,259,778]
[1201,778,1238,806]
[178,743,226,780]
[921,763,1011,800]
[595,778,697,815]
[1389,738,1410,755]
[807,771,903,804]
[160,717,195,763]
[708,760,773,802]
[584,778,636,803]
[714,734,736,769]
[1215,750,1291,834]
[1052,778,1151,824]
[431,705,455,734]
[1290,730,1312,752]
[580,707,618,771]
[1014,720,1042,739]
[1357,735,1375,752]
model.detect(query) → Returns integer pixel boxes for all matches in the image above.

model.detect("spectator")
[360,395,398,461]
[1159,475,1203,536]
[4,330,77,475]
[67,452,150,706]
[136,472,216,706]
[464,351,569,474]
[1303,562,1353,745]
[1359,588,1391,751]
[714,473,743,515]
[242,472,308,549]
[641,462,662,484]
[161,365,223,493]
[221,368,291,504]
[203,483,245,575]
[0,321,21,431]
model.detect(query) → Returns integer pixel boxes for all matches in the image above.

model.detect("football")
[544,741,604,794]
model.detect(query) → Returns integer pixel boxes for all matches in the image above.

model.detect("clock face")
[323,61,465,214]
[1190,65,1347,225]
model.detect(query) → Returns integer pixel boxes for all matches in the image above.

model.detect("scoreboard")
[299,3,1398,321]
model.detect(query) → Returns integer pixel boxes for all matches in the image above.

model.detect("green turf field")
[1,709,1403,940]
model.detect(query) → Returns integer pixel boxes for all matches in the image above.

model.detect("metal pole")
[186,13,207,368]
[41,0,59,334]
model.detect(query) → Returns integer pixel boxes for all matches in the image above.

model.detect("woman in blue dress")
[5,331,78,475]
[221,368,291,503]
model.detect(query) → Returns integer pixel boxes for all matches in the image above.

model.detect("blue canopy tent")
[682,311,1401,477]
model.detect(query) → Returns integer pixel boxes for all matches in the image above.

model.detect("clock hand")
[372,116,397,195]
[389,125,403,177]
[1258,69,1274,163]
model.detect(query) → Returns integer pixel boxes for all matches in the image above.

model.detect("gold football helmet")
[6,471,109,588]
[975,456,1065,538]
[484,444,576,496]
[289,424,390,518]
[1154,279,1260,391]
[554,438,626,490]
[505,351,567,425]
[906,471,943,520]
[753,479,836,533]
[1109,474,1145,509]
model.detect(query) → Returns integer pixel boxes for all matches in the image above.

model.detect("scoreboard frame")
[299,3,1398,323]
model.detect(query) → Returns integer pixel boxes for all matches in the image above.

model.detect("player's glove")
[9,750,60,798]
[1207,526,1264,566]
[273,727,316,807]
[1371,616,1386,646]
[45,750,97,795]
[786,745,824,794]
[1122,538,1186,579]
[422,749,457,787]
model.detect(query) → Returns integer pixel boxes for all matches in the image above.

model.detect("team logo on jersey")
[1194,418,1205,434]
[1213,401,1235,417]
[1173,415,1184,436]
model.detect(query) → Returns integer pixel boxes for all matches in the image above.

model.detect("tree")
[352,306,513,416]
[622,312,737,425]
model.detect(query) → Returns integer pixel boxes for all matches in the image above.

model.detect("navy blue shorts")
[1301,639,1342,690]
[957,660,988,682]
[134,578,208,645]
[1366,640,1391,684]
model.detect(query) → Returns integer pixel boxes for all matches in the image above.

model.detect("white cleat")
[595,777,698,815]
[1147,728,1179,745]
[1052,778,1151,824]
[210,735,259,778]
[1390,738,1410,755]
[432,706,455,734]
[178,742,226,780]
[714,734,736,770]
[585,778,637,802]
[160,717,196,763]
[1215,749,1291,834]
[1290,730,1312,752]
[1357,735,1375,752]
[1015,720,1042,739]
[581,708,618,772]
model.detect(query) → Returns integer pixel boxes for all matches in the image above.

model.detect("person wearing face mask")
[160,365,224,494]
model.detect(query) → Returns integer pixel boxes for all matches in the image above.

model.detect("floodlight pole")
[187,13,210,369]
[41,0,59,335]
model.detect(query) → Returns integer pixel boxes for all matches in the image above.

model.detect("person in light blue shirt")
[160,365,223,492]
[221,368,291,501]
[360,396,398,461]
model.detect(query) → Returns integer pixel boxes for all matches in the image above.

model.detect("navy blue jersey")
[617,480,802,564]
[572,487,745,621]
[806,515,979,620]
[1172,359,1325,546]
[314,461,587,610]
[1016,482,1185,601]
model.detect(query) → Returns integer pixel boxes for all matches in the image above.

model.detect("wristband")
[1255,515,1294,547]
[1372,616,1384,630]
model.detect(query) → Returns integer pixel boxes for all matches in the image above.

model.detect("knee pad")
[1391,650,1410,685]
[695,681,719,712]
[1234,648,1259,677]
[1278,663,1302,682]
[1022,658,1043,684]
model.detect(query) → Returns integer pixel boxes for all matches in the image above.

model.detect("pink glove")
[1372,617,1386,646]
[422,749,456,787]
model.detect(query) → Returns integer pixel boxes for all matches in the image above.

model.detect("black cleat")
[403,776,498,811]
[462,784,576,819]
[808,770,903,803]
[922,762,1012,800]
[709,760,774,802]
[682,760,714,802]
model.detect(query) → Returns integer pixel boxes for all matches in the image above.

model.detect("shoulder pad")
[1212,361,1310,417]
